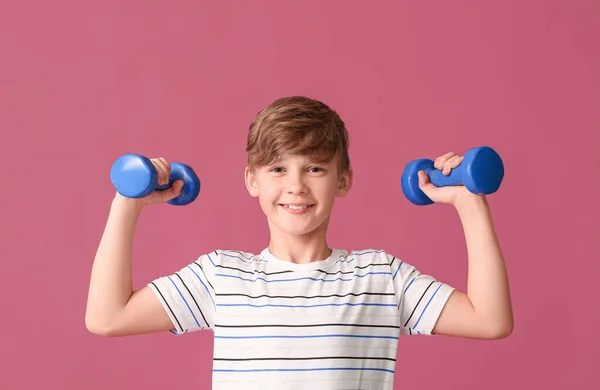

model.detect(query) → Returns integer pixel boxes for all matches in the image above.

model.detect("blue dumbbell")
[110,154,201,206]
[400,146,504,205]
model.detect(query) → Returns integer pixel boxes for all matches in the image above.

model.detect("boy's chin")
[268,219,324,238]
[278,225,319,237]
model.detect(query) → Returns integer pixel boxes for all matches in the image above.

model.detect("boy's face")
[244,153,353,238]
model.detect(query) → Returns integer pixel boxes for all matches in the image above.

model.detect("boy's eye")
[268,167,325,173]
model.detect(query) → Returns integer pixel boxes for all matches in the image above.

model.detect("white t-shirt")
[149,248,455,390]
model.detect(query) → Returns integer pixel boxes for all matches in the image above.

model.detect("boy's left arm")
[418,152,514,340]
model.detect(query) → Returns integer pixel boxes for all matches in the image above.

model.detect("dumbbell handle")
[422,165,465,188]
[154,163,192,191]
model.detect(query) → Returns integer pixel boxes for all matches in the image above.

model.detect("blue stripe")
[207,253,216,267]
[222,253,250,263]
[217,302,396,308]
[222,252,268,263]
[214,334,398,340]
[403,276,417,294]
[216,271,391,283]
[187,265,216,310]
[335,250,385,264]
[167,276,202,328]
[214,367,395,374]
[392,261,404,280]
[413,283,443,329]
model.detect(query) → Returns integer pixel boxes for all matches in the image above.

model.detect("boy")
[86,96,513,390]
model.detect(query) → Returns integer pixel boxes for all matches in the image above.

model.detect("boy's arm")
[432,195,514,339]
[85,195,174,336]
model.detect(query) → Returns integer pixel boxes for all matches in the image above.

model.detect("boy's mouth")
[279,204,315,213]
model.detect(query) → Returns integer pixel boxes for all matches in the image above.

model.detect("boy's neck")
[267,221,332,264]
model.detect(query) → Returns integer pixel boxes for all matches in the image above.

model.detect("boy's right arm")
[85,157,184,337]
[85,196,173,336]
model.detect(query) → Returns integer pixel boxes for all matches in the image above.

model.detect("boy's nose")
[285,175,308,195]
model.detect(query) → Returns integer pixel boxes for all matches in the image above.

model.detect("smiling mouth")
[279,204,315,211]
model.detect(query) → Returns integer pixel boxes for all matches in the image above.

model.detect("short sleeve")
[388,253,455,336]
[148,251,218,335]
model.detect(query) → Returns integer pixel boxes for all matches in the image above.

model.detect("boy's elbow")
[485,319,514,339]
[85,317,107,336]
[500,319,514,338]
[85,315,118,337]
[487,326,512,340]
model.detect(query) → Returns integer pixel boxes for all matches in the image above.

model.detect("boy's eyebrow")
[266,154,332,166]
[269,160,327,167]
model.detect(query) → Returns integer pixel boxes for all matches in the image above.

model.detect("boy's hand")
[114,157,184,207]
[417,152,481,206]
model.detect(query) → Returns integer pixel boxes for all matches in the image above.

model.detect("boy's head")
[244,96,353,238]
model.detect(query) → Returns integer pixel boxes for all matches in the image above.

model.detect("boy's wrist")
[453,193,489,215]
[111,193,145,214]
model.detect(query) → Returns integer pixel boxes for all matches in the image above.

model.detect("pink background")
[1,1,598,389]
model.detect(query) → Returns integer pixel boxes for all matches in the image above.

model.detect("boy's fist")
[115,157,184,207]
[417,152,479,206]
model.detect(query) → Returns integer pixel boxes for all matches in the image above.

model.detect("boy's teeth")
[287,205,309,210]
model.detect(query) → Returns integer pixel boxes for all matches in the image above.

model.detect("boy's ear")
[245,166,260,197]
[336,167,353,198]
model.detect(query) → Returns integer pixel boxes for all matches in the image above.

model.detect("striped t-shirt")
[149,248,454,390]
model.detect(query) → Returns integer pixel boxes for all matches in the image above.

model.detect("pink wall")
[1,1,598,389]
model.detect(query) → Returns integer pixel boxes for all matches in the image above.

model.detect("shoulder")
[338,248,395,265]
[209,249,265,267]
